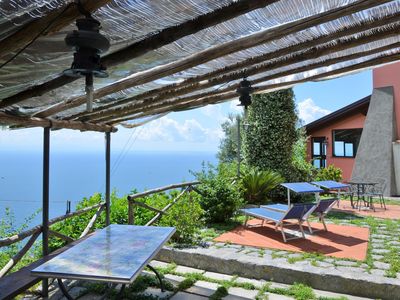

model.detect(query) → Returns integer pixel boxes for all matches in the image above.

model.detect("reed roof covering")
[1,0,400,132]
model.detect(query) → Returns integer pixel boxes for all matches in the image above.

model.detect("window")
[333,129,362,157]
[312,137,326,168]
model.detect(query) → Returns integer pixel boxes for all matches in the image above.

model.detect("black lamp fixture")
[236,77,254,129]
[63,6,110,112]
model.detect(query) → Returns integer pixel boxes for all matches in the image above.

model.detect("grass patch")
[209,286,229,300]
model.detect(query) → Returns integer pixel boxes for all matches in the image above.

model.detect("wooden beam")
[79,205,105,238]
[127,181,200,201]
[82,25,400,122]
[34,0,391,118]
[48,230,74,243]
[0,0,278,109]
[0,0,111,60]
[0,112,117,132]
[0,232,40,278]
[108,50,400,124]
[72,11,400,120]
[146,188,188,226]
[0,202,104,247]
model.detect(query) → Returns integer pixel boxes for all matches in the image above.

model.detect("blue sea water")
[0,150,217,227]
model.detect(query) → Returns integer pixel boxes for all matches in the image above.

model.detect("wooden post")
[128,201,135,225]
[42,127,50,297]
[236,116,241,178]
[105,132,111,226]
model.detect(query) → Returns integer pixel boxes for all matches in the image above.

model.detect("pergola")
[1,0,400,297]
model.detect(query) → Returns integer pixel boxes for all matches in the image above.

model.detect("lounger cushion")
[240,208,283,222]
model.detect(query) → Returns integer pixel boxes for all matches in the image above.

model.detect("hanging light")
[63,13,110,112]
[236,78,254,129]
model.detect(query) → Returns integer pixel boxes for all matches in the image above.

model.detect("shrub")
[315,164,343,182]
[158,191,204,244]
[241,168,284,205]
[49,188,204,249]
[195,163,243,223]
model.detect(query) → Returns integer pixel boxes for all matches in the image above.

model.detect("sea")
[0,150,217,228]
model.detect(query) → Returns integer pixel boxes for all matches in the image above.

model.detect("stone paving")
[22,260,373,300]
[156,215,400,300]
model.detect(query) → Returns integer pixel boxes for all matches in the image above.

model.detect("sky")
[0,70,373,154]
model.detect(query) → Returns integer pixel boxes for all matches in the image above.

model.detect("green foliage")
[195,163,244,223]
[210,286,229,299]
[315,164,343,182]
[288,283,316,300]
[158,192,204,244]
[241,168,284,205]
[49,188,204,250]
[0,208,41,272]
[243,90,298,182]
[218,114,242,163]
[292,127,317,182]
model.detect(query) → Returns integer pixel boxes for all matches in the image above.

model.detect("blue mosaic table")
[31,224,175,284]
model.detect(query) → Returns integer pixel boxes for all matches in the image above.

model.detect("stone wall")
[352,87,397,196]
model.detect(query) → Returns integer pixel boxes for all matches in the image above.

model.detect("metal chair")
[365,181,386,210]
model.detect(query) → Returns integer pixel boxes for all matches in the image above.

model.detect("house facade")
[305,62,400,196]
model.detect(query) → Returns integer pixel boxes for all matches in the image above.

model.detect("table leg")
[57,278,75,300]
[147,264,165,292]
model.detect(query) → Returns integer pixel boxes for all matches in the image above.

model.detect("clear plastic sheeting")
[0,0,399,126]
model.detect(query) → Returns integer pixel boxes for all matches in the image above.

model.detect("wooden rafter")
[0,0,279,109]
[73,10,400,121]
[0,112,117,132]
[86,29,400,123]
[105,49,400,125]
[33,0,391,119]
[0,0,112,60]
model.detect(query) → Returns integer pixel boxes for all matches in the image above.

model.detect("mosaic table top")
[31,224,175,283]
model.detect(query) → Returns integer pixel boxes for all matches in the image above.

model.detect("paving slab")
[204,271,235,281]
[226,287,258,299]
[164,274,186,285]
[314,289,374,300]
[171,292,208,300]
[143,287,173,299]
[263,293,294,300]
[374,261,391,270]
[150,260,171,268]
[235,277,265,288]
[175,265,205,274]
[186,280,220,297]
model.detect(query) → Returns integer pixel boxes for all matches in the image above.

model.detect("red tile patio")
[214,219,369,261]
[335,200,400,220]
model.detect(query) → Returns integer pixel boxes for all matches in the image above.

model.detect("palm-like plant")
[241,168,284,205]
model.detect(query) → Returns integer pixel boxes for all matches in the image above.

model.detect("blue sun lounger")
[240,203,316,242]
[261,198,338,234]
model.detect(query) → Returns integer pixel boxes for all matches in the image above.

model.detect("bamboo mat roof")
[1,0,400,132]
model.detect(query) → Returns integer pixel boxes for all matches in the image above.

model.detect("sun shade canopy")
[1,0,400,132]
[281,182,324,194]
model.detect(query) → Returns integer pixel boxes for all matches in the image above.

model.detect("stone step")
[157,246,399,300]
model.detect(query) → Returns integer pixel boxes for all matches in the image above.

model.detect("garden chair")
[261,198,337,234]
[365,181,386,210]
[340,183,358,208]
[240,203,316,243]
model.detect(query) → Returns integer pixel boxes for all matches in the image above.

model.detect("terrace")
[1,0,400,299]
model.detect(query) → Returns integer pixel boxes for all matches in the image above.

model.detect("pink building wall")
[307,61,400,181]
[372,62,400,139]
[306,113,366,181]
